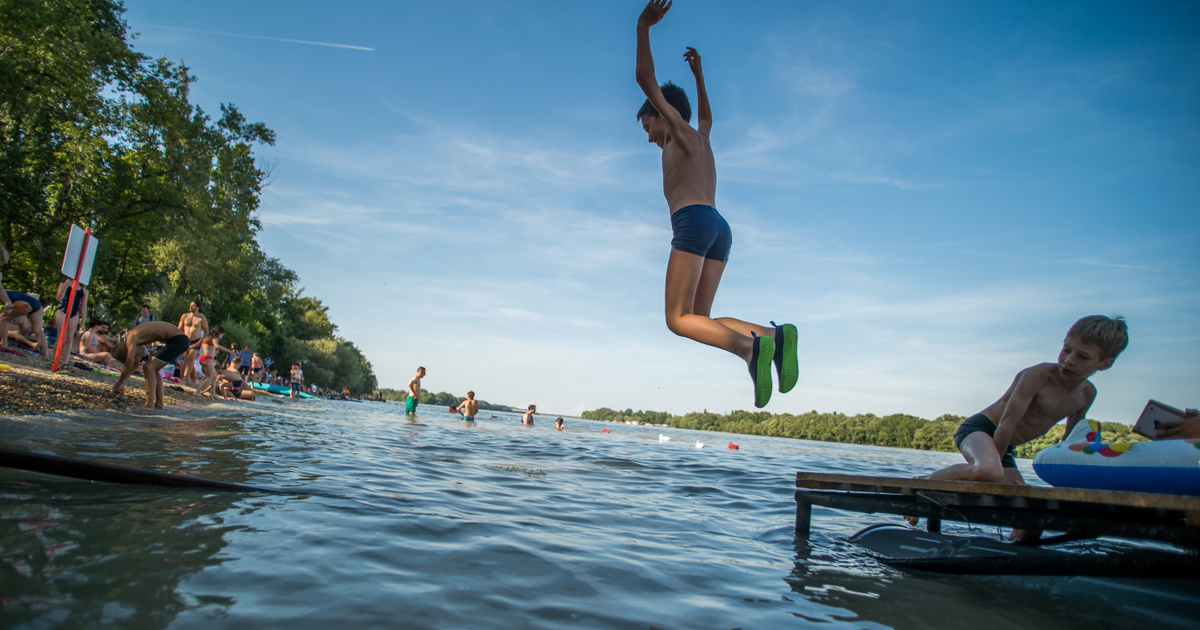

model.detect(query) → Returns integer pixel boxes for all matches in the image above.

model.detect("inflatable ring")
[1033,419,1200,496]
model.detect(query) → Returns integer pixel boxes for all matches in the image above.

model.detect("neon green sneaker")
[749,333,775,408]
[771,321,798,393]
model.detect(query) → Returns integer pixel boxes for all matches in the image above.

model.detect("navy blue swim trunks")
[670,204,732,262]
[953,413,1017,468]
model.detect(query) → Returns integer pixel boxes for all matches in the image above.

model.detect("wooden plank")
[796,471,1200,513]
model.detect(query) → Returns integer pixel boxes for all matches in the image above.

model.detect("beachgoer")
[237,345,253,380]
[177,301,208,387]
[289,361,304,398]
[555,417,564,430]
[405,366,425,415]
[910,316,1128,539]
[1157,408,1200,440]
[218,357,255,400]
[4,314,38,349]
[250,351,265,383]
[134,304,155,326]
[79,319,120,368]
[635,0,797,408]
[195,326,233,399]
[459,391,480,422]
[522,404,536,426]
[1,289,50,360]
[112,321,191,409]
[54,280,88,362]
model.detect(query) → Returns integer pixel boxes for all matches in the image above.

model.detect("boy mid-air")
[635,0,797,408]
[919,315,1128,488]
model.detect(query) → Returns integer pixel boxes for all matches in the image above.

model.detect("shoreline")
[0,349,262,416]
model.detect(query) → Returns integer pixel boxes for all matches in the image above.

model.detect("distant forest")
[376,388,521,413]
[580,408,1147,459]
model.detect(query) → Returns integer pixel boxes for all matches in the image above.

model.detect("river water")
[0,398,1190,628]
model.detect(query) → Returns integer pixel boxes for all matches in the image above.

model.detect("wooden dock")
[795,471,1200,549]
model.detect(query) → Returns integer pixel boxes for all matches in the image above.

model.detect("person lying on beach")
[459,391,479,422]
[54,280,88,363]
[635,0,797,409]
[4,314,38,350]
[405,366,425,415]
[522,404,536,426]
[177,301,208,387]
[195,326,233,399]
[1,291,51,361]
[112,321,192,410]
[79,319,120,368]
[909,315,1128,538]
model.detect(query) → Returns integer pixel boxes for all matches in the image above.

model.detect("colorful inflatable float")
[1033,419,1200,496]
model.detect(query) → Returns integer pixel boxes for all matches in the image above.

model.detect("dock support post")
[796,495,812,539]
[927,516,941,533]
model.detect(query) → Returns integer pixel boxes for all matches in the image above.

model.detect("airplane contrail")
[137,24,375,51]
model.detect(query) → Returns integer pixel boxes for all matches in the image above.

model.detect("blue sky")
[123,1,1199,421]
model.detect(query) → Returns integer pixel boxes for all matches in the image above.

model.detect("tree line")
[0,0,376,394]
[581,407,1146,459]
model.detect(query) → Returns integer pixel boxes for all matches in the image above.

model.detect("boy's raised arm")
[685,46,711,135]
[636,1,687,130]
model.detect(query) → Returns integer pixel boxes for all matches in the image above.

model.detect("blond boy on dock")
[919,316,1128,486]
[635,0,798,408]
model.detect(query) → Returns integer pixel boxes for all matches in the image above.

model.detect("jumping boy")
[112,321,192,410]
[406,366,425,415]
[635,0,797,408]
[919,315,1128,487]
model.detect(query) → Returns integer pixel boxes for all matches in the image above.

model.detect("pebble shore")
[0,351,200,415]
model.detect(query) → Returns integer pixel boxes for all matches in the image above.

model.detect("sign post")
[51,226,98,373]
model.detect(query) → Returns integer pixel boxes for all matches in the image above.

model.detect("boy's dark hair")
[636,81,691,124]
[89,318,107,329]
[1068,315,1128,361]
[141,304,150,310]
[111,338,128,363]
[467,391,474,399]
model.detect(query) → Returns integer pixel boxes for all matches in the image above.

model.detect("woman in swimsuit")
[194,325,233,399]
[54,280,88,363]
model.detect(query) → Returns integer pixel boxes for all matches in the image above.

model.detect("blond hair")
[1068,315,1128,361]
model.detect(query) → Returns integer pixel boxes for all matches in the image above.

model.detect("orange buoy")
[602,429,611,433]
[728,442,739,449]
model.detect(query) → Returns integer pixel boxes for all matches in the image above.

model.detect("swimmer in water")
[459,391,479,422]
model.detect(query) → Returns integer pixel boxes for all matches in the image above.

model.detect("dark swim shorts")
[154,334,191,365]
[953,413,1017,468]
[670,204,732,262]
[4,291,42,314]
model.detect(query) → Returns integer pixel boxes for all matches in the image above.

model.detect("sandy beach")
[0,349,220,415]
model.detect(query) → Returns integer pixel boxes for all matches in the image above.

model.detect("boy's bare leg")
[144,365,158,409]
[906,432,1005,525]
[665,250,771,362]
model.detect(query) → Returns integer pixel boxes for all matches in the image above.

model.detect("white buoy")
[695,441,705,448]
[658,434,670,442]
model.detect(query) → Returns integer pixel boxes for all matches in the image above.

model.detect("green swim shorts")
[405,396,418,414]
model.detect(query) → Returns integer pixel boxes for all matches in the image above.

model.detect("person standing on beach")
[196,326,234,399]
[635,0,798,409]
[177,301,208,387]
[459,391,479,422]
[133,304,155,326]
[250,351,265,383]
[405,366,425,415]
[112,321,191,410]
[54,279,88,362]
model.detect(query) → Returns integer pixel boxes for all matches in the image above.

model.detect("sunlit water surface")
[0,399,1187,628]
